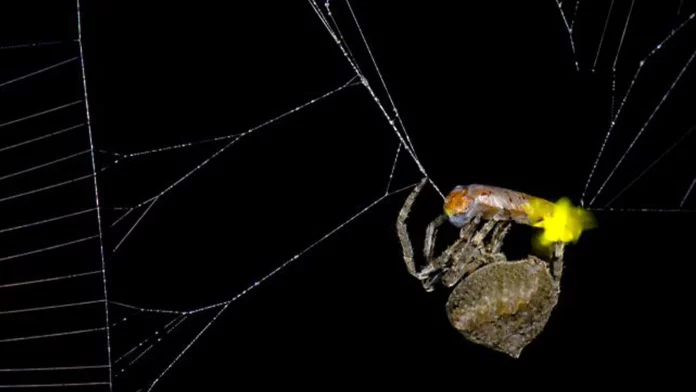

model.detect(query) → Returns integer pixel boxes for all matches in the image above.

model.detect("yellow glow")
[523,197,596,249]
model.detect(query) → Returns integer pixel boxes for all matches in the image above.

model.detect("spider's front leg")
[396,178,429,278]
[424,214,448,266]
[417,214,477,278]
[418,215,482,290]
[414,213,448,290]
[396,176,468,292]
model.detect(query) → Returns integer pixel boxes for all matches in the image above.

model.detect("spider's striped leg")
[440,217,504,287]
[418,215,478,278]
[550,242,565,286]
[487,221,511,254]
[482,221,511,265]
[396,177,429,277]
[413,214,448,290]
[471,216,500,245]
[458,215,481,243]
[420,238,466,291]
[419,216,481,290]
[441,243,480,287]
[424,214,448,263]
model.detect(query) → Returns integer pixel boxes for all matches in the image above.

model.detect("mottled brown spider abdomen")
[445,257,559,358]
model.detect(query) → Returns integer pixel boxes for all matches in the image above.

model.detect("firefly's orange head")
[444,186,474,221]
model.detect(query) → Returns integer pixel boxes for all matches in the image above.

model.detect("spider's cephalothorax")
[396,178,566,358]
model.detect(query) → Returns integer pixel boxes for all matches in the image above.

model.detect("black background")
[0,1,694,390]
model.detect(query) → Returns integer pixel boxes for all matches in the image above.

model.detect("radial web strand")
[580,11,695,205]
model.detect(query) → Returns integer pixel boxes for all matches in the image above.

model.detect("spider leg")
[424,214,448,263]
[419,216,481,290]
[420,214,479,275]
[440,238,481,287]
[487,221,511,254]
[470,215,501,246]
[421,270,444,292]
[423,216,481,273]
[396,177,429,277]
[413,214,449,290]
[481,221,511,265]
[441,216,507,287]
[458,215,481,241]
[419,237,467,291]
[550,241,565,286]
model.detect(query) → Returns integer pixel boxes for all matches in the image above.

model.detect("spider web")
[555,0,696,211]
[0,0,694,390]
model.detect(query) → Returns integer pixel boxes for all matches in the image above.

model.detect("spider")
[396,177,593,358]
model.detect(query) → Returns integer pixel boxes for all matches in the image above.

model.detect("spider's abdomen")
[445,257,559,358]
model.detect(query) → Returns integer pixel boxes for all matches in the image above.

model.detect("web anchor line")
[602,123,696,207]
[590,207,696,213]
[0,327,106,344]
[0,57,78,90]
[111,183,417,317]
[680,176,696,207]
[592,0,615,72]
[0,39,76,51]
[309,0,443,199]
[0,100,82,130]
[590,47,696,206]
[76,0,113,389]
[115,315,188,379]
[0,382,110,389]
[580,11,695,206]
[554,0,580,70]
[0,299,104,316]
[0,365,108,372]
[114,315,182,365]
[142,183,417,390]
[0,271,101,290]
[0,123,84,155]
[114,77,356,214]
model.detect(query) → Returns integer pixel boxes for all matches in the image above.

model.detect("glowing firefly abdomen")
[443,184,596,248]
